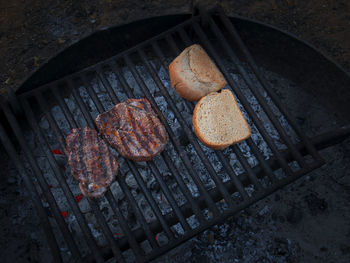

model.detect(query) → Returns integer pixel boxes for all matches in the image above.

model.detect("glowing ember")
[51,149,64,155]
[61,211,68,218]
[75,194,84,203]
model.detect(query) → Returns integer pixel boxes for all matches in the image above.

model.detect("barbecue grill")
[1,8,350,262]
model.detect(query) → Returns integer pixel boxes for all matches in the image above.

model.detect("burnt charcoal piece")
[66,126,119,198]
[95,98,169,161]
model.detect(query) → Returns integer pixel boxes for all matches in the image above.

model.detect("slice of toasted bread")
[193,89,251,150]
[169,44,227,101]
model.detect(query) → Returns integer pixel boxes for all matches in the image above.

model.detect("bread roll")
[169,44,226,101]
[193,89,251,150]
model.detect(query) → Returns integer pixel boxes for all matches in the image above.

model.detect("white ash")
[17,58,305,261]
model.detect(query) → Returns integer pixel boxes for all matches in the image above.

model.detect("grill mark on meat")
[117,104,149,156]
[135,99,165,142]
[97,135,108,180]
[126,106,154,155]
[78,128,88,182]
[147,113,165,143]
[105,145,116,185]
[139,99,151,112]
[119,132,133,157]
[122,130,145,155]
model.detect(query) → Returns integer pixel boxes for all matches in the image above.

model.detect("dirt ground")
[0,0,349,91]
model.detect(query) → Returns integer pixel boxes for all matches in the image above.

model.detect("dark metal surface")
[1,10,340,262]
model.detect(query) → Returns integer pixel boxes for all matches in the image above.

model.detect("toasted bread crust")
[169,55,199,101]
[193,90,251,150]
[169,44,226,101]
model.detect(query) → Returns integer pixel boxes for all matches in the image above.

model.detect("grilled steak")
[95,98,169,161]
[66,126,119,198]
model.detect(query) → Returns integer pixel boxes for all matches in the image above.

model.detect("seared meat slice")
[95,98,169,161]
[66,126,119,198]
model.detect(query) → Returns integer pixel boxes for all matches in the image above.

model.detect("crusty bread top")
[169,44,227,101]
[193,89,251,150]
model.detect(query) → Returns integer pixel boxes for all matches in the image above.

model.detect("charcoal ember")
[161,172,172,182]
[154,96,168,113]
[125,172,138,189]
[156,233,168,246]
[77,197,91,213]
[135,161,148,169]
[176,101,185,112]
[258,205,270,216]
[110,182,125,201]
[181,111,192,126]
[147,179,160,192]
[39,118,49,130]
[53,153,66,167]
[101,206,109,216]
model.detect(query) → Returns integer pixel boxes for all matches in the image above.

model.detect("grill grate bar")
[147,160,192,231]
[231,145,263,190]
[82,71,191,232]
[191,98,251,199]
[192,20,293,176]
[124,52,235,209]
[88,200,126,262]
[81,73,191,231]
[104,191,145,258]
[52,85,146,260]
[52,87,78,128]
[97,68,206,223]
[20,98,105,262]
[116,170,159,248]
[65,79,161,249]
[178,27,192,45]
[162,33,278,186]
[153,36,251,199]
[148,39,267,192]
[131,134,324,250]
[245,138,276,182]
[79,75,175,240]
[124,53,236,207]
[137,48,252,201]
[0,100,82,262]
[144,159,323,261]
[218,13,323,163]
[110,60,218,216]
[35,92,126,262]
[207,14,306,168]
[0,121,64,263]
[175,26,278,183]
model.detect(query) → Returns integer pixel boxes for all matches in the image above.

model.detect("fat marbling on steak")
[65,126,119,198]
[95,98,169,161]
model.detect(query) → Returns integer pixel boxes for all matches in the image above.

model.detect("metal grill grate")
[0,10,325,263]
